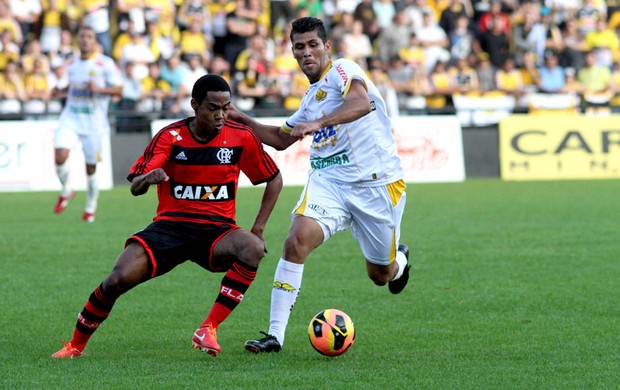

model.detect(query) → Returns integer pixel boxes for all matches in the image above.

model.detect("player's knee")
[367,265,391,286]
[237,236,266,267]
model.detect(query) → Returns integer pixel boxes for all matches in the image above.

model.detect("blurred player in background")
[230,17,411,353]
[51,74,283,358]
[52,26,122,222]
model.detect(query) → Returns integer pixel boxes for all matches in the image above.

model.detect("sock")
[85,173,99,213]
[391,250,408,281]
[201,261,257,329]
[56,163,71,196]
[268,258,304,346]
[70,284,118,351]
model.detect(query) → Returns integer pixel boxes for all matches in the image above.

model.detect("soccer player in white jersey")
[230,17,411,353]
[53,26,122,222]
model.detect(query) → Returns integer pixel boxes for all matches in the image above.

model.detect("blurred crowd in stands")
[1,0,620,129]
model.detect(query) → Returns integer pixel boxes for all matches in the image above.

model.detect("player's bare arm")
[290,79,371,139]
[228,105,297,150]
[130,168,169,196]
[250,172,283,252]
[89,81,123,97]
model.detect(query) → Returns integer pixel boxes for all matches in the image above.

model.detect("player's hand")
[250,226,268,254]
[291,121,320,139]
[227,103,244,122]
[146,168,169,184]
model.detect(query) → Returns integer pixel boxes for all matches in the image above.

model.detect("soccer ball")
[308,309,355,357]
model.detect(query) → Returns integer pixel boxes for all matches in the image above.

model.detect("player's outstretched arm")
[130,168,169,196]
[250,172,283,252]
[228,105,297,150]
[291,79,371,139]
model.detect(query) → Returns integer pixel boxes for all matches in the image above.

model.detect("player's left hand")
[291,121,320,139]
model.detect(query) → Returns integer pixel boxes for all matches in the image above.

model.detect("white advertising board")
[0,120,113,192]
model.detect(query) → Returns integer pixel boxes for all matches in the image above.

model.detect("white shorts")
[293,171,407,266]
[54,124,102,165]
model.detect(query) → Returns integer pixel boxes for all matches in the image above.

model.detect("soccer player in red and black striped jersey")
[51,74,282,358]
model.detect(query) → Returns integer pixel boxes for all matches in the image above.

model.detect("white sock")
[85,173,99,213]
[56,163,71,196]
[268,258,304,346]
[391,250,408,281]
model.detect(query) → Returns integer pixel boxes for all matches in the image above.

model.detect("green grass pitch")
[1,179,618,389]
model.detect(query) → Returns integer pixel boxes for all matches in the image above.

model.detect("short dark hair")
[290,17,327,43]
[191,74,231,104]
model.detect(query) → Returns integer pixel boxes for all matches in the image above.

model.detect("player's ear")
[190,98,199,111]
[325,40,332,54]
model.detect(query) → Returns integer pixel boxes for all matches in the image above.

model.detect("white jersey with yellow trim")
[59,53,122,135]
[283,58,403,186]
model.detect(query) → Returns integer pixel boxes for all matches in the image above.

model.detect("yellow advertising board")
[499,115,620,180]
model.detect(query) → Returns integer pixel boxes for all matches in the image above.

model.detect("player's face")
[192,91,231,133]
[77,29,97,56]
[291,30,331,83]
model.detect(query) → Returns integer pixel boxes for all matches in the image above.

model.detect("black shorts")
[127,220,239,278]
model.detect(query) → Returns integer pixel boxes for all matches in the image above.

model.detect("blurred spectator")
[0,29,21,71]
[139,61,174,113]
[330,12,355,51]
[117,61,146,132]
[475,52,497,92]
[537,51,566,93]
[207,53,231,82]
[478,0,510,36]
[403,0,435,32]
[577,50,613,112]
[513,7,547,66]
[159,52,187,117]
[225,0,259,70]
[342,19,373,63]
[120,30,155,81]
[180,53,208,113]
[235,34,268,74]
[0,61,27,115]
[478,14,511,68]
[23,58,51,118]
[611,60,620,111]
[235,56,278,110]
[387,55,416,108]
[399,33,426,71]
[541,7,563,56]
[282,66,309,111]
[374,0,397,30]
[519,50,540,92]
[144,19,177,62]
[575,0,603,35]
[369,59,400,117]
[179,15,210,61]
[114,0,147,35]
[439,0,471,37]
[268,0,294,37]
[425,60,453,110]
[450,57,480,95]
[79,0,113,57]
[450,14,476,61]
[113,19,140,60]
[353,0,380,43]
[0,1,23,45]
[34,0,71,56]
[209,0,234,58]
[495,56,524,98]
[584,17,619,68]
[21,39,50,74]
[416,9,450,72]
[9,0,41,47]
[378,9,414,65]
[177,0,211,33]
[145,0,176,26]
[558,18,586,69]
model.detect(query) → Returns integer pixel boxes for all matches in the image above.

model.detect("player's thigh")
[54,125,80,152]
[105,242,152,290]
[350,184,407,266]
[78,133,102,166]
[292,171,352,242]
[213,228,265,267]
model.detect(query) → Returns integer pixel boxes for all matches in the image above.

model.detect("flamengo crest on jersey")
[284,59,403,186]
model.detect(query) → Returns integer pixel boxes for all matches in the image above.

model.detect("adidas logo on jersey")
[176,151,188,160]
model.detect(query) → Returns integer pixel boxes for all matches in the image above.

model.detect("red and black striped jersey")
[128,118,280,225]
